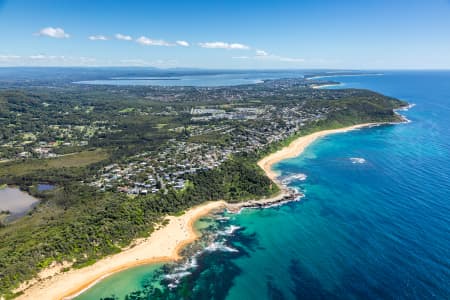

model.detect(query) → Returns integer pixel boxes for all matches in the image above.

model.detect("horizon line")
[1,66,450,71]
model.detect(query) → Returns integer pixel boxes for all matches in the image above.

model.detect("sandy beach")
[15,123,382,300]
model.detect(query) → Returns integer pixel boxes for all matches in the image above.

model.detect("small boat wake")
[350,157,366,164]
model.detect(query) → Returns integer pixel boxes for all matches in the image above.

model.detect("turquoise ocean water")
[77,71,450,300]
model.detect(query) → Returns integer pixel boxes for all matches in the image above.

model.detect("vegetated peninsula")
[0,71,407,298]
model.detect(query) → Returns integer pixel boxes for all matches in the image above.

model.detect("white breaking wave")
[204,241,239,253]
[164,223,240,289]
[166,251,201,288]
[174,256,198,272]
[164,271,191,281]
[217,225,241,236]
[165,270,192,289]
[165,237,238,288]
[396,103,416,111]
[168,283,178,289]
[281,173,307,185]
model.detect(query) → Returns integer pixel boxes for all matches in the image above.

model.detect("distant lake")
[0,187,39,221]
[74,71,306,87]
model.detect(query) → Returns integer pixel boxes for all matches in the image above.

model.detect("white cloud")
[78,57,97,64]
[255,54,304,62]
[234,49,304,63]
[119,58,178,67]
[115,33,133,41]
[199,42,250,50]
[275,56,305,63]
[256,49,269,56]
[35,27,70,39]
[176,40,190,47]
[0,54,98,66]
[136,36,172,46]
[88,35,109,41]
[29,54,48,59]
[0,55,21,61]
[119,59,151,66]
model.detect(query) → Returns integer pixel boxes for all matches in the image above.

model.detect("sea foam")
[217,225,241,236]
[281,173,307,185]
[164,271,191,282]
[205,241,239,253]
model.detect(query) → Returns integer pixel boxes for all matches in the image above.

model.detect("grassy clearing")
[118,107,135,113]
[0,149,109,177]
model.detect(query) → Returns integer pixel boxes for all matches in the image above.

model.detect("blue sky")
[1,0,450,69]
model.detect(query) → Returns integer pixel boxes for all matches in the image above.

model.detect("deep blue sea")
[77,71,450,300]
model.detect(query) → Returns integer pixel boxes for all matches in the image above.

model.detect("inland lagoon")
[0,187,39,223]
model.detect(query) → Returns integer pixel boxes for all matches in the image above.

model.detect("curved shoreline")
[15,201,227,300]
[15,122,387,300]
[258,123,384,182]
